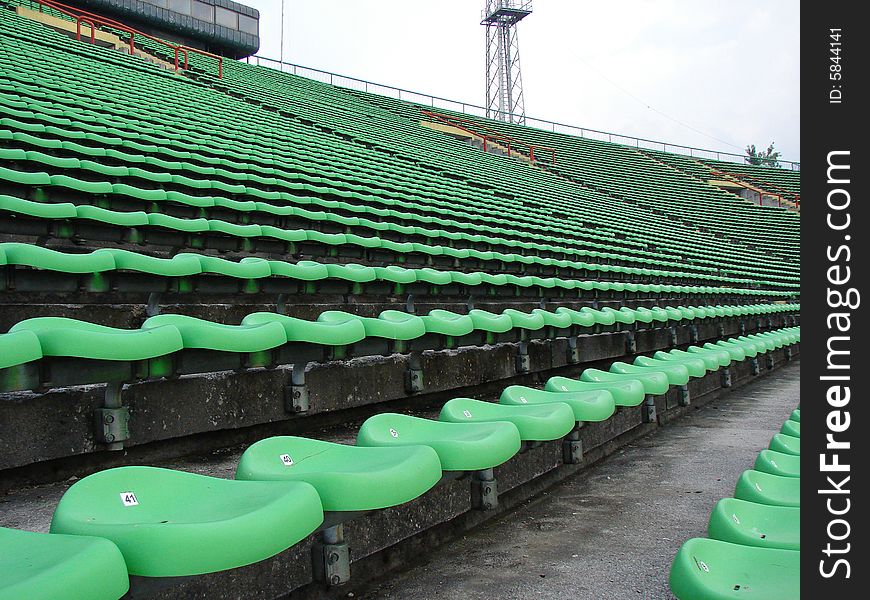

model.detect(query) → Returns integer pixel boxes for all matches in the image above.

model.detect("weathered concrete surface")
[355,359,800,600]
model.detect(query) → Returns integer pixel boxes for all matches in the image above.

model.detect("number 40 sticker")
[120,492,139,507]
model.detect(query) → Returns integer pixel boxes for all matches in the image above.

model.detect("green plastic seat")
[531,308,573,329]
[0,527,129,600]
[0,165,51,185]
[669,538,799,600]
[500,384,616,420]
[441,397,575,440]
[780,419,799,438]
[646,307,670,322]
[599,306,634,325]
[96,248,202,277]
[416,267,453,286]
[241,312,365,345]
[579,307,616,326]
[190,254,271,279]
[50,466,323,577]
[754,449,800,478]
[734,470,800,507]
[737,335,770,353]
[0,329,43,369]
[667,348,720,371]
[707,498,799,551]
[318,310,426,340]
[712,340,747,361]
[691,344,732,366]
[141,314,288,352]
[637,355,704,379]
[267,260,328,281]
[544,376,645,407]
[468,309,514,333]
[420,309,475,337]
[554,307,595,328]
[581,368,667,396]
[610,361,686,387]
[789,409,800,423]
[769,433,800,456]
[356,413,521,471]
[0,242,115,273]
[726,337,759,358]
[235,436,442,511]
[374,265,418,284]
[9,317,183,361]
[0,195,77,219]
[324,263,376,282]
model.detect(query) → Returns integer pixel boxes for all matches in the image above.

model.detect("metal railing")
[243,54,799,171]
[422,110,555,163]
[28,0,223,77]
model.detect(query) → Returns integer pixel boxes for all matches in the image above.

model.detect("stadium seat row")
[669,409,800,599]
[0,242,794,295]
[0,303,799,373]
[0,7,798,291]
[0,326,799,598]
[0,193,798,292]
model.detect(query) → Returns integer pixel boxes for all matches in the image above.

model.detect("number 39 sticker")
[120,492,139,507]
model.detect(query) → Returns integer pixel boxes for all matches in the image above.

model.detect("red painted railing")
[710,169,800,209]
[422,110,556,164]
[720,170,798,202]
[29,0,223,78]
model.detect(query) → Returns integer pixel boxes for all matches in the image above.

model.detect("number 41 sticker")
[280,454,294,466]
[120,492,139,507]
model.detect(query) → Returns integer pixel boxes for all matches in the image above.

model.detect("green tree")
[745,142,781,168]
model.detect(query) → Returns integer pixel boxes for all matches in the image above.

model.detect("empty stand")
[0,2,801,598]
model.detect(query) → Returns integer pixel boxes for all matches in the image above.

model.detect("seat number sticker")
[389,428,399,438]
[520,396,528,403]
[280,454,294,466]
[120,492,139,507]
[463,410,473,418]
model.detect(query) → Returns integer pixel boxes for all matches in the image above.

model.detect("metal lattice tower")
[481,0,532,124]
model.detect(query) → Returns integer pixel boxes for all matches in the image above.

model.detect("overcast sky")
[242,1,800,163]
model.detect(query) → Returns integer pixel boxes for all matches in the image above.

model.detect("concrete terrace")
[356,360,800,600]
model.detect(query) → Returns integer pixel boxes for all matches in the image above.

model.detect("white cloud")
[243,0,799,162]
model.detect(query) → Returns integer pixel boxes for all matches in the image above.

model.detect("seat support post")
[625,327,637,354]
[472,468,498,510]
[562,423,584,464]
[750,357,760,375]
[145,292,162,317]
[567,336,580,363]
[642,394,657,423]
[312,523,350,587]
[678,384,690,407]
[765,353,775,370]
[721,367,733,388]
[668,326,678,347]
[516,341,530,374]
[405,351,424,394]
[285,362,309,414]
[94,380,130,451]
[784,346,793,361]
[689,324,699,344]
